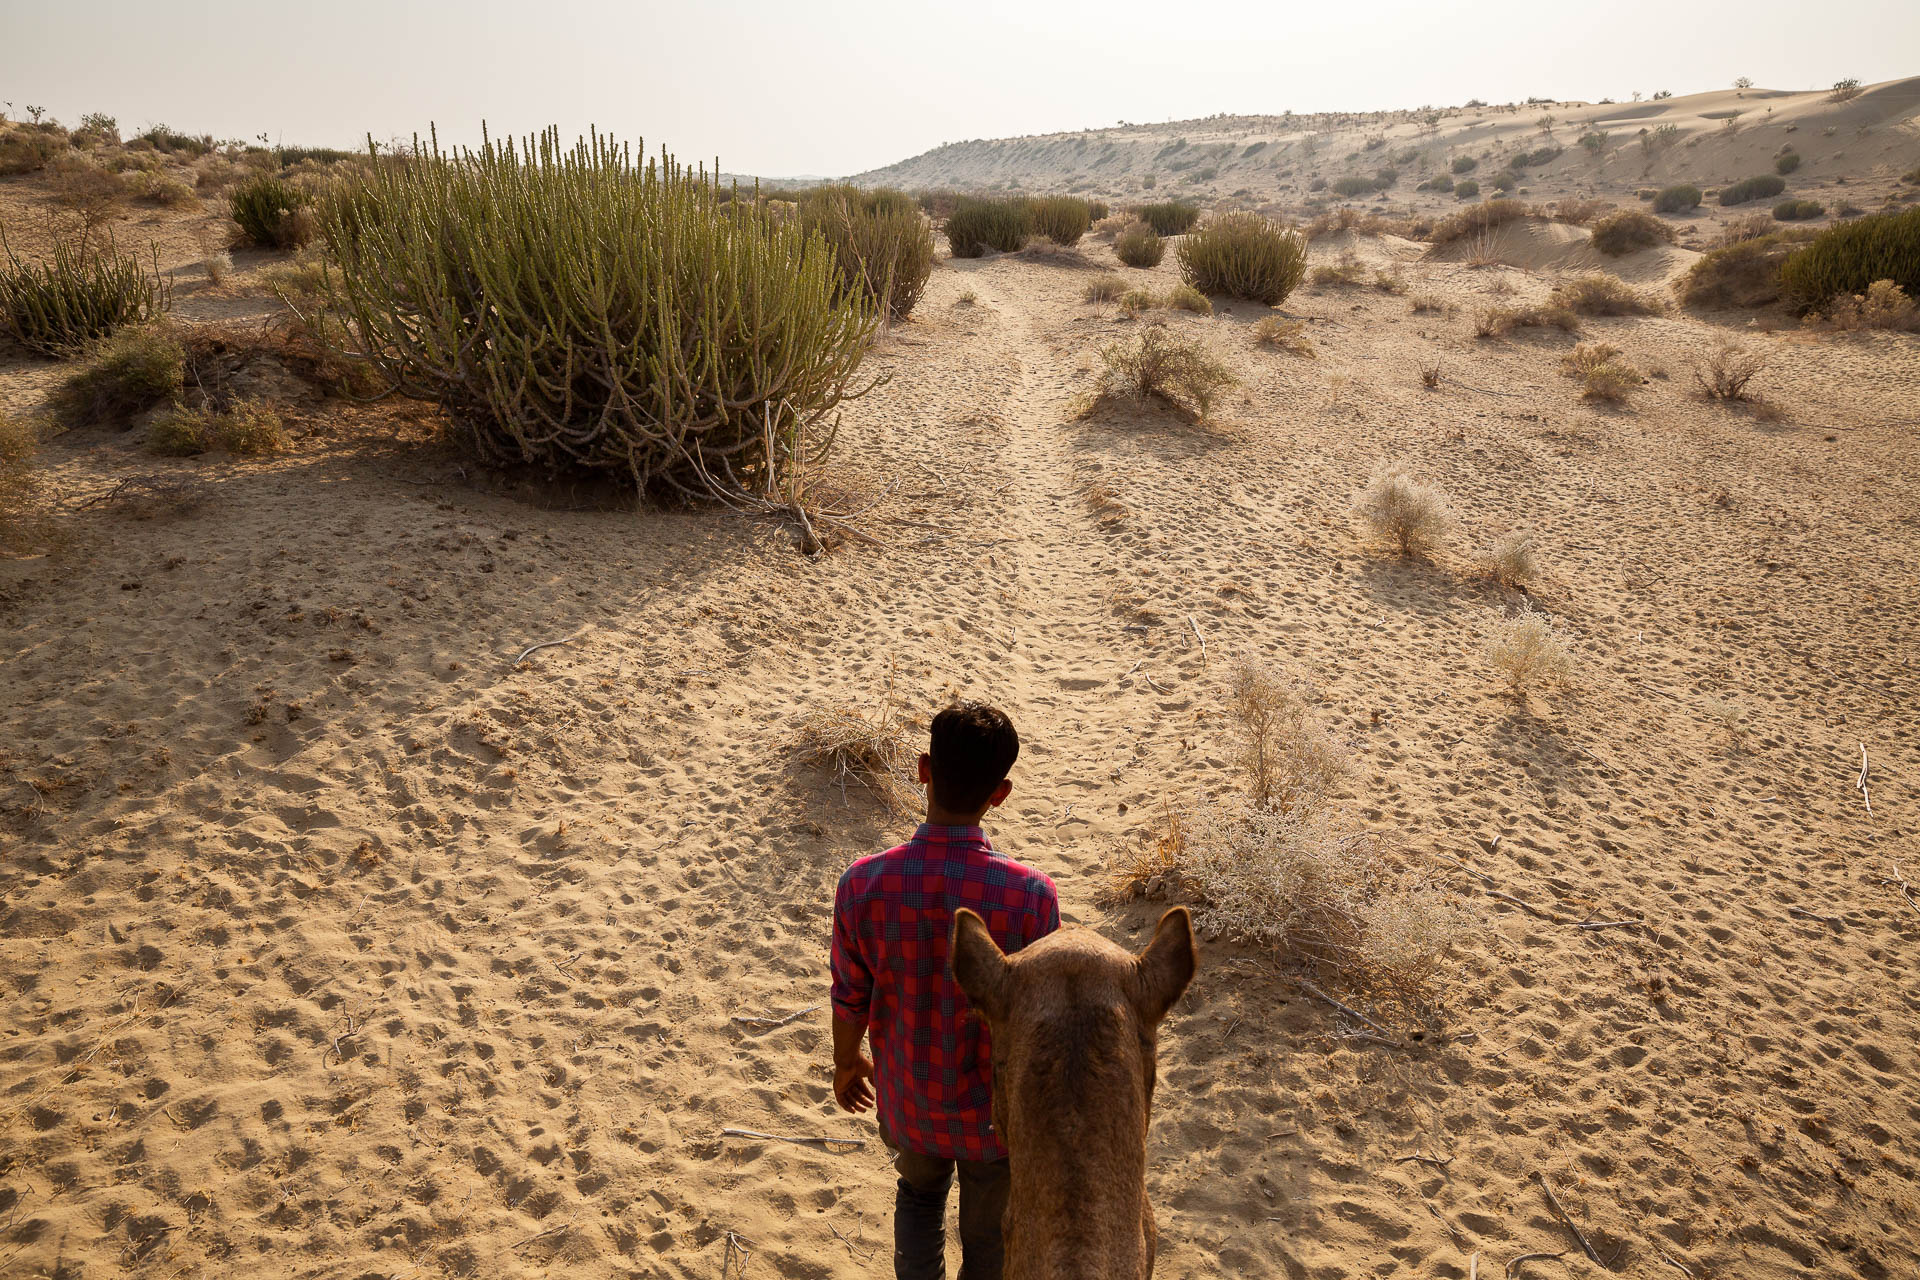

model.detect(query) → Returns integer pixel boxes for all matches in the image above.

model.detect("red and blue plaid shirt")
[831,824,1059,1161]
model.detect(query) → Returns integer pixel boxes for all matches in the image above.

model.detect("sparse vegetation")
[0,231,172,357]
[1652,184,1702,214]
[1812,280,1920,331]
[1588,209,1675,255]
[1430,199,1533,245]
[1718,174,1787,207]
[1485,606,1572,697]
[230,172,315,249]
[1772,199,1823,222]
[1676,228,1818,308]
[1827,78,1862,103]
[1251,315,1314,355]
[0,410,42,549]
[945,195,1030,257]
[52,325,186,427]
[1774,151,1801,176]
[1354,460,1453,556]
[1478,531,1537,587]
[1555,273,1661,316]
[148,399,287,456]
[1114,222,1166,268]
[799,185,935,321]
[1176,212,1307,305]
[1778,208,1920,311]
[318,128,876,494]
[1132,201,1201,236]
[1473,303,1578,337]
[1090,325,1237,423]
[1561,341,1642,400]
[1029,195,1093,247]
[1084,274,1129,303]
[1693,343,1766,400]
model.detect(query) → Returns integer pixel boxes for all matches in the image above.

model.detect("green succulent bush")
[1774,151,1801,175]
[1772,199,1823,222]
[945,196,1030,257]
[798,184,934,321]
[1719,174,1787,206]
[1453,179,1480,199]
[1115,223,1165,268]
[317,127,879,493]
[52,324,185,426]
[1029,196,1093,246]
[1779,207,1920,310]
[1652,184,1702,213]
[1451,156,1478,174]
[230,172,314,248]
[1132,201,1201,236]
[1331,176,1374,197]
[1176,212,1307,305]
[1676,229,1818,308]
[0,230,172,357]
[1588,209,1675,255]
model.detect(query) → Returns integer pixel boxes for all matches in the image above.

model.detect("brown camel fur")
[950,906,1196,1280]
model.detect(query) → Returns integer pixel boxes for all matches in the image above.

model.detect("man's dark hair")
[928,702,1020,813]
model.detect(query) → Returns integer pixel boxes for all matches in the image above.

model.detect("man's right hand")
[833,1053,875,1113]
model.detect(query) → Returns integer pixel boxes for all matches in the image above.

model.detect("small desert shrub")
[1652,184,1702,214]
[230,172,314,248]
[318,129,877,492]
[1693,343,1766,399]
[1715,214,1776,247]
[0,127,66,175]
[1132,200,1201,236]
[1423,174,1455,194]
[945,196,1029,257]
[1491,173,1517,193]
[1478,531,1537,587]
[1331,176,1374,197]
[1408,293,1451,314]
[1164,283,1212,314]
[1774,151,1801,175]
[1084,274,1129,303]
[1554,273,1661,316]
[1091,326,1237,422]
[1814,280,1920,331]
[1675,230,1816,308]
[1251,315,1314,355]
[1452,179,1480,199]
[0,232,171,357]
[1451,156,1478,174]
[1772,199,1823,222]
[1430,198,1533,245]
[1589,209,1675,255]
[1311,251,1369,288]
[1354,460,1453,556]
[1176,212,1307,305]
[1228,661,1352,814]
[203,251,232,285]
[52,325,186,427]
[1485,607,1572,697]
[792,691,918,814]
[1114,223,1166,267]
[1561,341,1642,400]
[49,158,128,234]
[1029,195,1093,246]
[1092,213,1132,240]
[1778,207,1920,310]
[1087,201,1109,222]
[126,170,197,207]
[149,399,287,457]
[1553,197,1612,226]
[1473,303,1578,337]
[799,185,935,321]
[1828,78,1863,103]
[1718,174,1787,207]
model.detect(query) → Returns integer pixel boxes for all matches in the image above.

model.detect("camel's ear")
[950,908,1011,1022]
[1133,907,1196,1026]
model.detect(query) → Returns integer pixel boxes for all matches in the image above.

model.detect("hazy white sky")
[2,1,1914,176]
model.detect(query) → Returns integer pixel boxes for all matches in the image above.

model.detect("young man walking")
[828,702,1059,1280]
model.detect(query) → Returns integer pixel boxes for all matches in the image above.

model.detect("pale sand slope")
[4,213,1920,1280]
[851,78,1920,243]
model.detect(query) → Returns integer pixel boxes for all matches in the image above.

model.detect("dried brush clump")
[1252,315,1314,356]
[1485,606,1573,697]
[1588,208,1675,256]
[1089,325,1237,423]
[1227,661,1352,815]
[1561,341,1643,401]
[318,128,878,498]
[1554,273,1662,316]
[1478,530,1538,587]
[1429,198,1536,246]
[148,399,287,457]
[1473,303,1578,337]
[0,410,44,551]
[792,684,918,814]
[51,324,186,427]
[1310,251,1370,288]
[1812,279,1920,331]
[1693,343,1766,400]
[1355,460,1453,557]
[1084,274,1129,303]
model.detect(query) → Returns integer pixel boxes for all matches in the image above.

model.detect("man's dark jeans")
[887,1136,1010,1280]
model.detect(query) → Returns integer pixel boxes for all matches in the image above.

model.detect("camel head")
[949,907,1196,1279]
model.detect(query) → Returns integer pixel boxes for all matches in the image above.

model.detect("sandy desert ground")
[3,87,1920,1280]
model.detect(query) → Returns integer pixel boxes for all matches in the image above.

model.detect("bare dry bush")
[1355,461,1454,556]
[792,680,918,813]
[1693,343,1766,400]
[1089,325,1238,422]
[202,251,232,285]
[1554,273,1662,316]
[1473,303,1578,337]
[1228,661,1351,814]
[1408,293,1454,314]
[1561,341,1643,400]
[1813,280,1920,332]
[1083,273,1129,303]
[1485,606,1573,697]
[1477,530,1538,587]
[1310,251,1369,288]
[1251,315,1314,356]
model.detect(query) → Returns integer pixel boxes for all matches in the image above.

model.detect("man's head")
[920,701,1019,822]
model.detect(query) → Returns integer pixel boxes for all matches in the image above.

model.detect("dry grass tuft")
[1251,315,1314,356]
[148,399,287,457]
[1081,476,1132,527]
[1477,531,1538,587]
[1310,251,1369,288]
[1473,303,1578,338]
[792,681,919,814]
[1228,661,1351,814]
[1,410,46,550]
[1561,341,1643,400]
[1083,274,1129,303]
[1164,283,1212,314]
[1813,280,1920,332]
[202,251,232,286]
[1089,325,1238,423]
[1355,461,1453,557]
[1408,293,1454,315]
[1555,273,1662,316]
[1485,606,1573,697]
[1693,343,1766,400]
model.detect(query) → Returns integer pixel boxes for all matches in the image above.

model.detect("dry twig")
[721,1127,867,1152]
[731,1004,821,1031]
[515,634,582,664]
[1531,1171,1603,1265]
[1506,1251,1566,1279]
